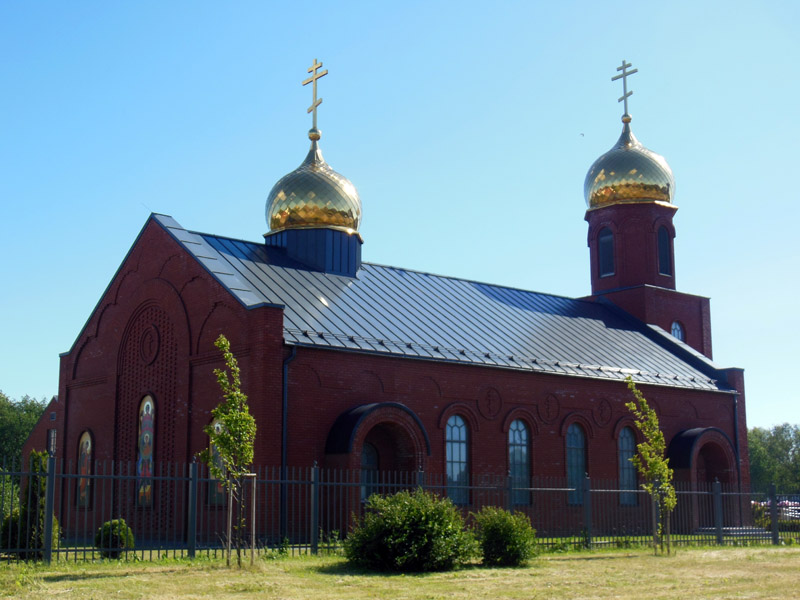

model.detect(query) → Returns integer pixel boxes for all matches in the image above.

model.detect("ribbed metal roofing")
[156,214,729,392]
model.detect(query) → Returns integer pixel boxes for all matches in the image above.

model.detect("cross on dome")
[611,60,638,118]
[302,58,328,135]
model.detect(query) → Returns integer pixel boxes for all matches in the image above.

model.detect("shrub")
[1,472,19,523]
[472,506,537,566]
[0,452,60,560]
[344,489,477,572]
[95,519,135,558]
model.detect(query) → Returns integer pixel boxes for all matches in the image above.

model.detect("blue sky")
[1,1,797,429]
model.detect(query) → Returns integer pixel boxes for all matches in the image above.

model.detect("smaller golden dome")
[266,129,362,234]
[584,117,675,209]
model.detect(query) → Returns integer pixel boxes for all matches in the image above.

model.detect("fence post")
[713,479,723,545]
[43,456,56,565]
[582,476,592,548]
[505,472,514,512]
[310,463,319,555]
[280,467,288,542]
[769,483,779,545]
[187,462,198,558]
[416,469,425,490]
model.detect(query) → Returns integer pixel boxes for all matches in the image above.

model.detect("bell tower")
[583,61,712,358]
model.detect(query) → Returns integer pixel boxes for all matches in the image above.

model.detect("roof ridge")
[193,229,591,304]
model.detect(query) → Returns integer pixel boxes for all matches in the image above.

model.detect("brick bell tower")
[583,61,712,359]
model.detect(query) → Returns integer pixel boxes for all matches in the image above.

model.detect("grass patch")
[1,546,799,599]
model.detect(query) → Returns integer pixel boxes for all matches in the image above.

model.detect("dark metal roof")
[156,214,731,392]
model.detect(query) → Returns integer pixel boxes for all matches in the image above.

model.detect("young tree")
[625,376,676,555]
[197,334,256,567]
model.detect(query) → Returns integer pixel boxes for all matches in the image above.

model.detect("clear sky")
[1,1,797,429]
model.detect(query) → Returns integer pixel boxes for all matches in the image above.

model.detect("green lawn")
[1,546,799,599]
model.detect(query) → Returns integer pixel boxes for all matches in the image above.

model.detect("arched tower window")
[136,395,155,508]
[658,226,673,276]
[509,419,531,505]
[598,227,615,277]
[360,442,379,501]
[566,423,586,505]
[618,427,637,506]
[446,415,469,505]
[671,321,685,342]
[77,431,92,508]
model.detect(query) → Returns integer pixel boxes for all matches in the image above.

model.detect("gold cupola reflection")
[266,128,362,234]
[584,115,675,209]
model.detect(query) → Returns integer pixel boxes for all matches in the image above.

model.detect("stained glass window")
[509,419,530,505]
[619,427,638,506]
[136,395,155,507]
[446,415,469,505]
[208,419,226,506]
[567,423,586,505]
[77,431,92,508]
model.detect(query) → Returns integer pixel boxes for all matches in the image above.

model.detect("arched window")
[658,226,673,276]
[618,427,637,506]
[446,415,469,505]
[77,431,92,508]
[598,227,615,277]
[136,395,155,507]
[671,321,685,342]
[208,419,226,506]
[509,419,530,505]
[360,442,379,501]
[566,423,586,505]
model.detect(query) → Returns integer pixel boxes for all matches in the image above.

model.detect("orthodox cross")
[611,60,638,116]
[302,58,328,130]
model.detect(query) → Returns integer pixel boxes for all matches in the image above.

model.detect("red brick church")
[25,61,749,516]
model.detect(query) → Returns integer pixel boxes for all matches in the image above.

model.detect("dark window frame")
[446,415,469,505]
[618,427,638,506]
[566,423,587,505]
[508,419,531,506]
[657,226,673,276]
[598,227,615,277]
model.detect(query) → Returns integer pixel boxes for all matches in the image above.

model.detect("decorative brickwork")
[116,302,178,529]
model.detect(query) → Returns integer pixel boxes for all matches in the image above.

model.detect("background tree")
[748,424,800,494]
[625,376,677,555]
[197,335,256,567]
[0,391,47,460]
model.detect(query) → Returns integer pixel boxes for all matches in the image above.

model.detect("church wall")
[284,346,745,487]
[33,218,286,528]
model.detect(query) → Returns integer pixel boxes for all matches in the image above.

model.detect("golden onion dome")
[584,116,675,209]
[266,128,362,234]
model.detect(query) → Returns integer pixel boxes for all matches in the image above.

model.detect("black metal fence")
[1,457,798,563]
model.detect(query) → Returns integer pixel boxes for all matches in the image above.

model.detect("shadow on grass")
[41,567,184,583]
[548,553,645,562]
[313,560,486,578]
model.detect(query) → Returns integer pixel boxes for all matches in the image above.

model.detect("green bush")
[344,489,477,572]
[472,506,537,566]
[95,519,135,558]
[1,472,19,523]
[0,452,60,560]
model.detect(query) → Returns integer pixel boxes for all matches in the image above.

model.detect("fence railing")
[1,457,798,563]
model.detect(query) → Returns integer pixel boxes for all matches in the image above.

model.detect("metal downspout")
[280,346,297,539]
[733,394,742,493]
